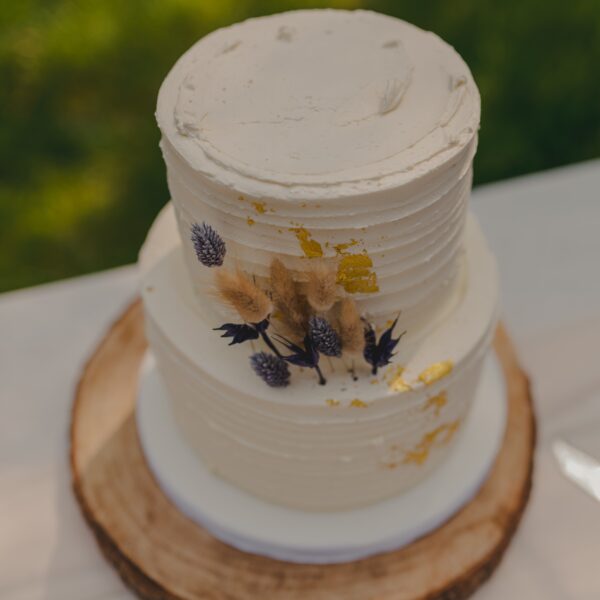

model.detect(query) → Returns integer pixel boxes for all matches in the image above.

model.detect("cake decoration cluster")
[191,221,406,388]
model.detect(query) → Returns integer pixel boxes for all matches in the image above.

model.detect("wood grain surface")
[71,300,535,600]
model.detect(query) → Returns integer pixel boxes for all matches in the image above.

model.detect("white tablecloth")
[1,159,600,599]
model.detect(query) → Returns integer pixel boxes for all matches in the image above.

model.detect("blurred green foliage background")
[1,0,599,292]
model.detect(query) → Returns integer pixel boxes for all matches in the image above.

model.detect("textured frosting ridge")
[156,9,480,336]
[141,217,499,510]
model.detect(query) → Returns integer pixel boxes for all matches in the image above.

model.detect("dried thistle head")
[190,222,226,267]
[306,263,337,312]
[337,297,364,354]
[269,258,308,337]
[214,269,272,323]
[309,315,341,357]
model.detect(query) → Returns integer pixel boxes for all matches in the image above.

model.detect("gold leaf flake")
[350,398,368,408]
[386,364,411,393]
[326,398,340,407]
[390,377,411,393]
[252,201,267,214]
[290,227,323,258]
[333,239,359,255]
[402,420,460,466]
[423,391,448,416]
[418,361,453,385]
[336,253,379,294]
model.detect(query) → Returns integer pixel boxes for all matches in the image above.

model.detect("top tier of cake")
[156,10,480,335]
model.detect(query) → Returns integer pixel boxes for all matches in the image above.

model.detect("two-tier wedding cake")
[140,9,499,512]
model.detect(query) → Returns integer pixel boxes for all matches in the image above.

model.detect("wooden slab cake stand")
[70,300,535,600]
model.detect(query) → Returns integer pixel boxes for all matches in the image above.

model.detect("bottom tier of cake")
[135,349,506,563]
[140,213,499,511]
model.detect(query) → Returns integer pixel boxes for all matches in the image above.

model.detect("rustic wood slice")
[71,300,535,600]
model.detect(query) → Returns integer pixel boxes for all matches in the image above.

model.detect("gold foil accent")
[389,377,411,393]
[246,216,255,226]
[382,461,399,470]
[334,239,359,255]
[326,398,340,407]
[290,227,323,258]
[402,420,460,466]
[386,364,404,378]
[386,364,411,392]
[252,201,267,214]
[418,361,453,385]
[370,378,379,385]
[423,391,448,416]
[350,399,368,408]
[336,253,379,294]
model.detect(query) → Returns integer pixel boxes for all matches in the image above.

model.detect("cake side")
[156,9,480,337]
[141,215,499,510]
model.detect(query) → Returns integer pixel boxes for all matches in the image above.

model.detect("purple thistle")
[363,324,377,368]
[308,316,341,357]
[213,318,284,359]
[250,352,290,387]
[191,222,226,267]
[274,333,327,386]
[363,316,406,375]
[214,322,259,346]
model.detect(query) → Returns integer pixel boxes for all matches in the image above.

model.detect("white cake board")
[136,352,506,565]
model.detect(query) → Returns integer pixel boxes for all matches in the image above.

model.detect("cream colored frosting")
[156,9,480,335]
[145,10,495,511]
[141,216,499,510]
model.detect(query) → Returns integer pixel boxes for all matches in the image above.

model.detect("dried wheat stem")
[270,258,308,337]
[306,263,338,312]
[336,297,364,355]
[214,268,272,323]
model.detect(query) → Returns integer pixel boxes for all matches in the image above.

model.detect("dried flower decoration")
[214,318,283,358]
[269,258,308,338]
[336,297,364,354]
[309,316,341,357]
[191,222,226,267]
[250,352,290,387]
[275,333,327,385]
[215,269,272,324]
[306,263,337,312]
[363,315,406,375]
[214,322,260,346]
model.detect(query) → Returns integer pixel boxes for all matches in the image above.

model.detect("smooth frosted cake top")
[157,9,480,196]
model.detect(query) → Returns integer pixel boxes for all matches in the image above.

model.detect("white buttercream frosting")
[141,215,499,510]
[156,9,480,335]
[143,10,497,512]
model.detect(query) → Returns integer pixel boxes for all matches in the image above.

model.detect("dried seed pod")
[337,297,364,354]
[270,258,308,337]
[215,269,272,323]
[306,263,338,312]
